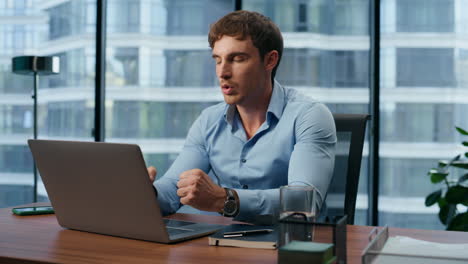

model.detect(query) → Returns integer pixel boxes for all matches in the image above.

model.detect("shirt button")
[241,159,247,163]
[242,185,249,189]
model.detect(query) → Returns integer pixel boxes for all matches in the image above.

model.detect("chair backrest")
[324,113,370,224]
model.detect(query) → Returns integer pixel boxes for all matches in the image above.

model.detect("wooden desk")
[1,205,468,264]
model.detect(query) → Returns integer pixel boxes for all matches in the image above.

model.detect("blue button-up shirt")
[155,81,336,220]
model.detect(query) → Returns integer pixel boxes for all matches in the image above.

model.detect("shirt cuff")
[234,188,280,220]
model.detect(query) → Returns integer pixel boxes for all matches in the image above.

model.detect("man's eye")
[233,55,247,62]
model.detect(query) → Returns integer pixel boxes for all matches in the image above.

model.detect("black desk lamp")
[12,56,60,202]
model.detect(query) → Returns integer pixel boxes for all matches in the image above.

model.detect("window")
[165,0,232,36]
[276,49,321,86]
[396,0,454,33]
[381,103,456,142]
[0,0,95,207]
[107,48,139,86]
[397,48,455,87]
[381,0,465,229]
[107,0,140,33]
[105,0,232,179]
[164,50,216,87]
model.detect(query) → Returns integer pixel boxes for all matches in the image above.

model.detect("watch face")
[224,200,237,215]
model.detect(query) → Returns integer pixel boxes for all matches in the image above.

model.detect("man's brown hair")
[208,10,283,83]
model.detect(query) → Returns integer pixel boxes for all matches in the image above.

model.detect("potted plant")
[425,127,468,231]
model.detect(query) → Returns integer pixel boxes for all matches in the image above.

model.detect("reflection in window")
[46,49,89,88]
[244,0,368,35]
[107,48,139,86]
[0,105,32,134]
[165,0,231,35]
[331,50,368,87]
[396,0,454,33]
[277,49,368,88]
[1,0,96,208]
[0,63,32,94]
[397,48,455,87]
[332,0,368,35]
[381,103,455,142]
[107,0,140,33]
[109,101,218,138]
[0,145,32,173]
[43,101,94,138]
[457,49,468,88]
[380,158,440,197]
[277,49,321,86]
[164,50,216,87]
[47,0,92,40]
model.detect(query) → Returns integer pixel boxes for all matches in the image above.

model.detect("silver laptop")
[28,139,222,243]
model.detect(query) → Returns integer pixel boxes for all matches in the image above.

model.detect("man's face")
[212,35,270,107]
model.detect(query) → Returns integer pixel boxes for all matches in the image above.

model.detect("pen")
[223,229,273,238]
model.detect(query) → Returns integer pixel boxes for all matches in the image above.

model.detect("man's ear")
[264,50,279,71]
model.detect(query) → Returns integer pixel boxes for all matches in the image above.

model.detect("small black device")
[12,206,54,216]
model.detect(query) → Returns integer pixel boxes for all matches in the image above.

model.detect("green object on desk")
[12,206,54,216]
[278,241,335,264]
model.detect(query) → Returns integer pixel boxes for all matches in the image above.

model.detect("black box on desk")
[278,215,347,264]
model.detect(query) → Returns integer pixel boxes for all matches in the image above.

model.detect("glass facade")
[380,0,468,229]
[0,0,95,207]
[105,0,231,184]
[1,0,466,230]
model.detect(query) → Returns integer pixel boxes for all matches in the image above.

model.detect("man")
[148,10,336,220]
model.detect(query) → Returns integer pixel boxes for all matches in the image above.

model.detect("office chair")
[324,114,370,225]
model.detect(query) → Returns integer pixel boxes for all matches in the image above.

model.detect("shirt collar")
[223,79,286,125]
[267,80,286,121]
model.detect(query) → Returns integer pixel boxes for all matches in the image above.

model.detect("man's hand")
[176,169,226,212]
[147,166,157,183]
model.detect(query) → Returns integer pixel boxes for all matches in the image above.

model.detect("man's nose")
[218,62,231,79]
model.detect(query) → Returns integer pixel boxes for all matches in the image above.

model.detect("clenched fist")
[176,169,226,212]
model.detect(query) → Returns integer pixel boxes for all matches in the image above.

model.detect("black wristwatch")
[220,188,239,217]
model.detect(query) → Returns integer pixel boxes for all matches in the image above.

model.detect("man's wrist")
[219,188,240,217]
[216,188,227,212]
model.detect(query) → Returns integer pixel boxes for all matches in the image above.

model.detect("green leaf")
[437,197,447,208]
[425,190,442,206]
[438,160,448,167]
[439,204,456,225]
[463,141,468,147]
[439,155,461,168]
[428,169,448,183]
[465,152,468,158]
[445,185,468,205]
[459,173,468,184]
[456,126,468,135]
[451,161,468,169]
[447,212,468,231]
